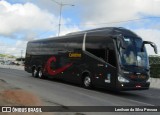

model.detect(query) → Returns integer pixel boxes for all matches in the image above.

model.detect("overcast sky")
[0,0,160,57]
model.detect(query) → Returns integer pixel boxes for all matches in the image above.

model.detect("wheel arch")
[32,65,36,71]
[81,70,91,81]
[37,65,43,71]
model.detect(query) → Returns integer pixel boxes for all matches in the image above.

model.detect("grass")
[0,54,16,58]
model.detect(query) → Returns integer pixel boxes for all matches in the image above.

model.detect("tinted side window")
[86,36,106,60]
[86,36,116,67]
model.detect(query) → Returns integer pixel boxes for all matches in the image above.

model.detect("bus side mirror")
[142,41,158,54]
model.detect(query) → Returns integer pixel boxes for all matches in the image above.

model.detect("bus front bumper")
[116,82,150,91]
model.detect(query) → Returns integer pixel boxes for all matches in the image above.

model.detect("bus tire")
[32,68,38,78]
[83,75,92,89]
[38,68,44,79]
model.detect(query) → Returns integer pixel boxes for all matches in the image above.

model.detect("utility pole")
[51,0,74,36]
[58,2,62,36]
[21,50,23,63]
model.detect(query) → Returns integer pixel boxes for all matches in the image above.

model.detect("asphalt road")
[0,68,160,115]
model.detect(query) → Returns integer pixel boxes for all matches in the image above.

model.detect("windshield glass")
[119,36,149,68]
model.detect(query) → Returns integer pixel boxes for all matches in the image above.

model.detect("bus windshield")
[119,36,149,68]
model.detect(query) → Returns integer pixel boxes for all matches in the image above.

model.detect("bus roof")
[29,27,140,43]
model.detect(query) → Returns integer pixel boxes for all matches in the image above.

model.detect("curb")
[0,64,24,70]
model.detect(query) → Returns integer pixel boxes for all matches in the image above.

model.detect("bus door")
[85,35,117,88]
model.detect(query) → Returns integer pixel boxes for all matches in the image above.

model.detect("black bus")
[25,27,157,91]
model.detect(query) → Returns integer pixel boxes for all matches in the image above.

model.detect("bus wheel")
[83,76,92,89]
[32,68,38,78]
[38,68,44,79]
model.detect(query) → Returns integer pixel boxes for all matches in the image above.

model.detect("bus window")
[86,36,106,60]
[86,48,105,60]
[120,36,149,68]
[86,36,116,67]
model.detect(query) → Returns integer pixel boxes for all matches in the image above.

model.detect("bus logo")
[69,53,81,58]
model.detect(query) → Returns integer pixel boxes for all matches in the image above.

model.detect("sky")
[0,0,160,57]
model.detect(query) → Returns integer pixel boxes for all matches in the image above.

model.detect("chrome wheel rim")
[33,69,37,77]
[84,76,91,87]
[38,70,42,78]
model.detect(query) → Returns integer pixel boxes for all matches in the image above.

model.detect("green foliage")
[150,64,160,78]
[0,54,16,58]
[149,56,160,78]
[149,56,160,64]
[0,54,6,57]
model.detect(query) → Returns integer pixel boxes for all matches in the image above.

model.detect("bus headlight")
[118,75,129,83]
